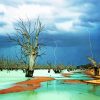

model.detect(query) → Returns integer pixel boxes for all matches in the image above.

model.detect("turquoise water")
[0,70,28,89]
[69,72,93,80]
[0,73,100,100]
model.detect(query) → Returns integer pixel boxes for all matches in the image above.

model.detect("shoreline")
[0,70,100,94]
[63,79,100,85]
[84,70,100,85]
[63,70,100,85]
[0,77,54,94]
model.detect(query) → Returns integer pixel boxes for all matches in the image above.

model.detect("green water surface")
[0,73,100,100]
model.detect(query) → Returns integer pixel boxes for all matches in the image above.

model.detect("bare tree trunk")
[25,55,36,77]
[94,67,99,76]
[29,55,36,70]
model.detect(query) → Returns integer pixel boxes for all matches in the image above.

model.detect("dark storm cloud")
[0,35,15,47]
[39,32,90,47]
[80,15,100,23]
[63,0,100,29]
[74,21,93,28]
[79,0,100,25]
[0,32,90,48]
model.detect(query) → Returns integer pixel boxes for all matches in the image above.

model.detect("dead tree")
[88,57,99,76]
[8,18,44,77]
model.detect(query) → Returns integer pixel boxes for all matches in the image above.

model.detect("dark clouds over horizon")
[0,32,99,47]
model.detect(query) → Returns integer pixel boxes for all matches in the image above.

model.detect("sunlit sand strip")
[85,80,100,85]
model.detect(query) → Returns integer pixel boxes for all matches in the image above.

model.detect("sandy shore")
[63,79,100,86]
[0,77,54,94]
[63,79,100,85]
[62,73,71,77]
[84,70,100,85]
[63,70,100,85]
[63,80,84,84]
[85,80,100,85]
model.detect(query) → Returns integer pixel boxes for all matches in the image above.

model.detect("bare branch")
[8,18,44,71]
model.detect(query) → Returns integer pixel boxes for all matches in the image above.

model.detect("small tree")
[88,57,99,76]
[8,18,44,77]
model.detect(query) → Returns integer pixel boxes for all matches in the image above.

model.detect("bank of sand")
[85,79,100,85]
[84,69,100,85]
[63,70,100,85]
[0,77,54,94]
[63,79,100,85]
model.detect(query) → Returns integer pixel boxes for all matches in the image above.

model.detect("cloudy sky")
[0,0,100,65]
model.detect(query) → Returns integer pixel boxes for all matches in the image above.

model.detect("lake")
[0,72,100,100]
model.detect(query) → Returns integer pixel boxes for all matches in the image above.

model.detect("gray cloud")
[0,0,20,5]
[0,0,49,6]
[66,0,100,6]
[0,32,91,48]
[0,12,4,16]
[0,21,7,27]
[0,0,100,47]
[38,32,91,47]
[80,13,100,27]
[74,21,93,28]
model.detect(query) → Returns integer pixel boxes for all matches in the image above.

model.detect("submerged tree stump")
[25,69,34,77]
[94,67,99,76]
[53,69,62,73]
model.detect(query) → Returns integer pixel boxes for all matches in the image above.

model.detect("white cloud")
[55,17,82,32]
[0,0,97,35]
[55,21,74,32]
[0,4,56,34]
[6,4,54,21]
